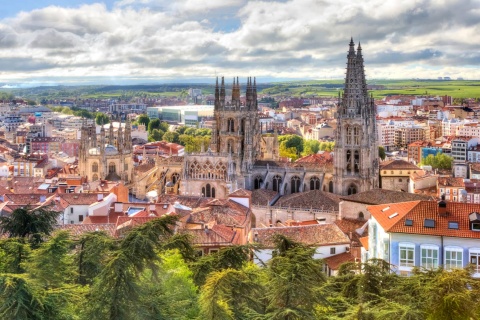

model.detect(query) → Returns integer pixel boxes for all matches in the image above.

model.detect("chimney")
[438,196,447,217]
[114,202,123,213]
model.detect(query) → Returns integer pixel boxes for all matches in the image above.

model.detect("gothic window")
[291,176,301,194]
[310,176,321,190]
[92,162,98,173]
[329,181,334,193]
[346,126,352,145]
[212,187,216,198]
[92,174,99,181]
[346,150,352,173]
[348,184,357,195]
[172,173,179,184]
[254,176,263,189]
[202,184,212,197]
[241,118,245,134]
[227,140,234,153]
[358,212,365,220]
[354,126,360,145]
[354,150,360,173]
[108,162,116,174]
[227,118,235,132]
[273,175,282,192]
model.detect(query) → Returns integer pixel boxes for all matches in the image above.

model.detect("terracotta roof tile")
[252,224,349,247]
[340,189,434,205]
[274,190,340,210]
[324,252,356,270]
[55,223,115,237]
[438,177,465,187]
[251,189,278,206]
[380,159,421,171]
[368,201,480,239]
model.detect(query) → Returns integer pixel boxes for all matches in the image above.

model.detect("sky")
[0,0,480,85]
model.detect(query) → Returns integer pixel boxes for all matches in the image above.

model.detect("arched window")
[108,162,116,174]
[273,175,282,192]
[291,176,301,193]
[329,181,334,193]
[354,150,360,173]
[227,118,235,132]
[171,173,180,184]
[354,126,360,145]
[92,162,98,173]
[310,176,321,190]
[346,150,352,173]
[358,211,365,220]
[227,140,234,153]
[254,176,263,189]
[92,174,99,181]
[346,125,352,145]
[212,187,216,198]
[203,183,212,197]
[348,184,357,195]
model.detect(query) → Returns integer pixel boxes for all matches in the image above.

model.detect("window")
[70,207,74,214]
[424,219,435,228]
[399,243,415,269]
[291,176,301,194]
[79,215,84,222]
[399,179,403,182]
[209,249,219,254]
[272,175,282,192]
[310,176,321,190]
[405,219,413,226]
[92,162,98,172]
[445,247,463,270]
[254,176,263,189]
[124,163,128,171]
[448,221,459,229]
[330,247,336,255]
[472,223,480,231]
[421,245,439,269]
[108,162,116,174]
[470,249,480,273]
[347,184,357,195]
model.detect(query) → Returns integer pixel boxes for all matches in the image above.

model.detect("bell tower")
[333,38,379,195]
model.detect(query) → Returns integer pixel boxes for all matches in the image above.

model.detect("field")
[259,79,480,99]
[1,79,479,101]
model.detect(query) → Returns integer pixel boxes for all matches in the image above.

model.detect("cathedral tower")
[333,39,379,195]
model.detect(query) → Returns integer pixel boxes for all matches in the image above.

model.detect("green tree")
[148,119,161,133]
[159,121,170,132]
[0,207,60,247]
[163,131,180,143]
[149,129,165,142]
[420,153,453,170]
[137,114,150,127]
[302,140,320,156]
[378,146,386,160]
[95,113,110,125]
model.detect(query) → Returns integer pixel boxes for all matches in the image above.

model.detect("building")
[333,39,379,195]
[394,127,425,148]
[451,137,479,162]
[78,117,133,183]
[379,159,421,192]
[367,200,480,277]
[437,177,465,202]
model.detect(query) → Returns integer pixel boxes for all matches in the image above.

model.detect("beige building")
[78,118,133,183]
[380,159,421,192]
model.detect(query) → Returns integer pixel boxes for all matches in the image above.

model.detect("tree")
[95,113,110,125]
[378,146,386,161]
[163,131,180,143]
[149,129,165,142]
[278,135,304,153]
[0,206,60,247]
[137,114,150,127]
[148,119,161,133]
[159,121,170,132]
[420,153,453,170]
[302,140,320,156]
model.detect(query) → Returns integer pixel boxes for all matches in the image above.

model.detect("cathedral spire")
[220,76,225,108]
[214,77,219,110]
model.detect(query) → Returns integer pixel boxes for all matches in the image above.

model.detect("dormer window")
[469,212,480,231]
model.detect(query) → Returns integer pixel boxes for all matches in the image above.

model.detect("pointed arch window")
[92,162,98,173]
[273,175,282,192]
[291,176,301,194]
[354,126,360,145]
[354,150,360,173]
[171,173,180,184]
[346,150,352,173]
[348,184,357,195]
[346,126,352,145]
[254,176,263,189]
[329,181,334,193]
[202,183,212,197]
[310,176,321,190]
[227,118,235,132]
[108,162,116,174]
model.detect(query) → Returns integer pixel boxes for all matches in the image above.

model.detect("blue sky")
[0,0,479,85]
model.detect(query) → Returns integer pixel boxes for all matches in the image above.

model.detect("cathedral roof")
[340,188,434,205]
[274,190,341,211]
[251,189,278,206]
[88,144,119,156]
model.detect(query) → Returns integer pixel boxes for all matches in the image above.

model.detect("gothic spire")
[214,77,219,110]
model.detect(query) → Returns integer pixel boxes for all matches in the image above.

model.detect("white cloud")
[0,0,479,82]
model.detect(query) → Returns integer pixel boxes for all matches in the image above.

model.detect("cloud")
[0,0,479,82]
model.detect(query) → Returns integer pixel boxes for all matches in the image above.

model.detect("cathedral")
[333,39,379,195]
[78,117,133,183]
[135,38,378,199]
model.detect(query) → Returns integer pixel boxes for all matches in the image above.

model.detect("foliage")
[319,141,335,152]
[302,140,320,156]
[137,114,150,127]
[95,112,110,125]
[378,146,386,160]
[148,118,161,132]
[0,206,60,247]
[419,153,453,170]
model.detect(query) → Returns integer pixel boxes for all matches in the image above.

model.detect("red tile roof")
[368,201,480,239]
[323,252,356,270]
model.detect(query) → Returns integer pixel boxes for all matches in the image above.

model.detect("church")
[134,39,378,199]
[78,117,133,183]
